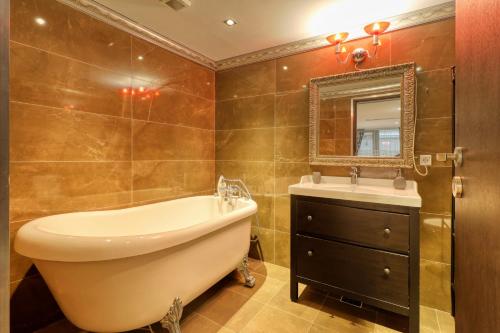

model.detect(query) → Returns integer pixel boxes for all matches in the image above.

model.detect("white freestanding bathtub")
[15,195,257,332]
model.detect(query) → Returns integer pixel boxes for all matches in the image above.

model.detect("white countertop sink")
[288,175,422,208]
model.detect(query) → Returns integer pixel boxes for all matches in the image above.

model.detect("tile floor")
[36,259,455,333]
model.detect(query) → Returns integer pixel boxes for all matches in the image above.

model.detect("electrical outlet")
[420,154,432,166]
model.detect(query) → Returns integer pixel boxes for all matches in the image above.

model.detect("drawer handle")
[307,250,314,257]
[383,267,391,276]
[384,228,391,235]
[307,215,313,222]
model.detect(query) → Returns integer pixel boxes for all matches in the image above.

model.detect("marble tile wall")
[215,19,454,312]
[9,0,215,312]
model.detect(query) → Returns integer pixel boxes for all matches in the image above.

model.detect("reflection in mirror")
[317,75,402,158]
[355,96,401,157]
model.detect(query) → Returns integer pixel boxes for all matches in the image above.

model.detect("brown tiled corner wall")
[9,0,215,297]
[216,19,454,312]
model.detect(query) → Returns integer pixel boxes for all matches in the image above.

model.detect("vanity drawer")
[296,200,409,253]
[296,235,409,307]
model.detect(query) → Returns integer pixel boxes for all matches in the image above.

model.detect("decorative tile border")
[56,0,217,69]
[216,2,455,70]
[57,0,454,71]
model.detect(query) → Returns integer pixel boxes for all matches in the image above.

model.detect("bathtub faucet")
[217,175,252,206]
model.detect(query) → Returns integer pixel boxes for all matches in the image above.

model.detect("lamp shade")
[364,21,390,35]
[326,32,349,45]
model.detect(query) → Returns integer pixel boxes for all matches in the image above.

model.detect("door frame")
[0,0,10,331]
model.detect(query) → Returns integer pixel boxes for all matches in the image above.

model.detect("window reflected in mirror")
[316,75,403,159]
[354,96,401,157]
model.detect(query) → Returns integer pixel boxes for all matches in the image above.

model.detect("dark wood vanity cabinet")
[290,195,420,332]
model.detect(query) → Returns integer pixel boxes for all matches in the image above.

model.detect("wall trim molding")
[56,0,217,70]
[57,0,454,71]
[216,2,455,70]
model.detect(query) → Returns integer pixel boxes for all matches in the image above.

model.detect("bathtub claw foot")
[160,297,183,333]
[239,255,256,288]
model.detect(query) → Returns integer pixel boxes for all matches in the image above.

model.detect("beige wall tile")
[132,37,215,100]
[420,260,452,312]
[275,91,309,127]
[216,94,274,130]
[11,0,132,74]
[275,162,310,194]
[252,195,274,230]
[274,231,290,268]
[275,126,309,162]
[10,102,131,162]
[10,220,35,282]
[10,162,132,222]
[415,167,453,215]
[250,227,275,264]
[391,19,455,71]
[217,61,276,100]
[420,213,452,264]
[216,129,274,161]
[10,42,132,117]
[274,195,291,233]
[415,117,453,153]
[134,87,214,129]
[133,121,214,161]
[132,161,214,203]
[417,69,453,119]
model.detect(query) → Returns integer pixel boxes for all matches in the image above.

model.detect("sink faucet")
[350,167,359,185]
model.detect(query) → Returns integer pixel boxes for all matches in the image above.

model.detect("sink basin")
[288,175,422,207]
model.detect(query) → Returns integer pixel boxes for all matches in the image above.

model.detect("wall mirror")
[309,63,416,167]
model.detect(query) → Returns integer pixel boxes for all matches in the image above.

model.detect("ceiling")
[95,0,452,61]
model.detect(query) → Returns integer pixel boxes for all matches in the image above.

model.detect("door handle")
[436,147,463,167]
[452,176,464,198]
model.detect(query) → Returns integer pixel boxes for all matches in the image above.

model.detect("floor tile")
[268,283,326,322]
[436,309,455,333]
[240,305,312,333]
[256,262,290,282]
[313,297,376,333]
[375,310,408,333]
[194,288,252,327]
[181,312,234,333]
[420,306,440,331]
[33,267,455,333]
[222,272,285,304]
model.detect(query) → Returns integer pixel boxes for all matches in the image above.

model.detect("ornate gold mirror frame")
[309,63,416,168]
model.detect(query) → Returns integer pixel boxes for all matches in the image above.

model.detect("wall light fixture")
[327,21,390,69]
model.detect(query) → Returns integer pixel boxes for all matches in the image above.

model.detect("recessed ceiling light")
[224,18,237,26]
[137,55,144,61]
[34,17,46,26]
[282,66,288,71]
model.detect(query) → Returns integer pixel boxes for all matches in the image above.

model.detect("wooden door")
[455,0,500,331]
